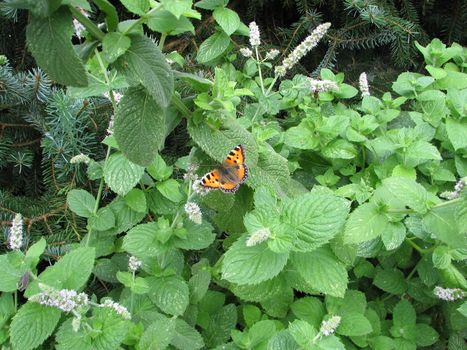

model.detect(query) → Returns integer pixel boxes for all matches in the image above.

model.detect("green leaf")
[195,0,228,9]
[213,7,240,36]
[374,269,407,295]
[139,315,176,350]
[148,275,189,316]
[123,188,147,213]
[189,270,211,304]
[10,303,61,350]
[322,139,357,159]
[147,10,195,35]
[55,308,128,350]
[171,318,205,350]
[381,222,406,250]
[222,235,289,285]
[415,323,439,347]
[88,206,115,231]
[173,220,215,250]
[203,304,238,348]
[382,177,428,213]
[147,153,173,181]
[116,34,174,107]
[283,192,349,252]
[432,246,452,269]
[122,222,163,258]
[161,0,192,18]
[26,8,87,87]
[284,124,319,150]
[196,31,231,63]
[446,118,467,151]
[120,0,150,15]
[0,252,28,292]
[422,203,467,249]
[67,189,95,218]
[390,300,416,340]
[288,320,317,349]
[344,202,389,244]
[156,179,184,202]
[404,140,442,162]
[457,302,467,318]
[93,0,118,32]
[104,153,145,196]
[290,297,325,329]
[291,247,348,297]
[267,330,300,350]
[337,312,372,336]
[102,32,131,63]
[369,336,395,350]
[114,86,167,167]
[25,237,47,264]
[25,248,95,297]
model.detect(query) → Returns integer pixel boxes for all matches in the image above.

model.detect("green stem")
[14,291,17,312]
[159,33,167,51]
[171,94,192,117]
[405,238,435,254]
[68,6,105,41]
[122,6,160,35]
[265,75,278,96]
[255,47,265,94]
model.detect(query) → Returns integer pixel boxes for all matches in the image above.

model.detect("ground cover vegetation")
[0,0,466,349]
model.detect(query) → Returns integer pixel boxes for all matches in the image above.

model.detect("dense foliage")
[0,0,466,349]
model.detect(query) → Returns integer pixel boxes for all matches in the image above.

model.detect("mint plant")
[0,1,466,349]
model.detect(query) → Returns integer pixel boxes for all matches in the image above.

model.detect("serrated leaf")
[432,246,451,269]
[196,31,231,63]
[55,308,128,350]
[337,312,372,336]
[382,177,428,213]
[0,253,28,292]
[26,8,87,86]
[381,222,406,250]
[222,235,289,285]
[67,189,95,218]
[120,0,150,15]
[147,10,195,35]
[290,297,325,329]
[89,206,115,231]
[288,319,317,348]
[123,188,147,213]
[161,0,192,18]
[156,179,184,202]
[283,192,349,252]
[148,275,189,316]
[204,304,237,348]
[114,86,166,166]
[195,0,228,9]
[189,270,211,304]
[25,247,95,297]
[171,318,205,350]
[10,303,61,350]
[344,202,389,244]
[213,7,240,35]
[104,153,145,196]
[116,34,173,107]
[122,222,163,258]
[446,117,467,151]
[415,323,439,347]
[173,220,215,250]
[139,316,176,350]
[102,32,131,63]
[291,247,348,297]
[373,268,407,295]
[267,330,299,350]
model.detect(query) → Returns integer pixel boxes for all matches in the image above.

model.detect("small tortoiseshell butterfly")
[200,144,249,193]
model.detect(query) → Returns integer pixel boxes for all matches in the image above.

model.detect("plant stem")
[159,33,167,51]
[68,6,105,41]
[255,47,265,94]
[405,238,435,254]
[265,75,278,96]
[122,6,160,35]
[171,94,192,117]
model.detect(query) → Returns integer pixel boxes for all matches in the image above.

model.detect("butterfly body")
[200,145,248,193]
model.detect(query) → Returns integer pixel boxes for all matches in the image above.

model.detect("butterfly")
[200,144,249,193]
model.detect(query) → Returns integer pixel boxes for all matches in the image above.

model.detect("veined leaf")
[114,86,166,166]
[344,202,389,244]
[26,7,87,86]
[222,235,289,285]
[382,177,428,213]
[196,31,231,63]
[66,189,95,218]
[148,276,189,316]
[116,34,174,107]
[213,7,241,36]
[104,153,145,196]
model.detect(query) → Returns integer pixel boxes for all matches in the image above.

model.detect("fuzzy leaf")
[10,303,61,350]
[222,235,289,285]
[104,153,145,196]
[116,34,173,107]
[114,86,166,166]
[382,177,428,213]
[374,268,407,295]
[102,32,131,63]
[139,316,176,350]
[344,202,389,244]
[283,192,349,252]
[67,189,96,218]
[213,7,240,35]
[196,31,231,63]
[171,318,205,350]
[337,312,372,336]
[148,275,189,316]
[291,247,348,297]
[26,8,87,86]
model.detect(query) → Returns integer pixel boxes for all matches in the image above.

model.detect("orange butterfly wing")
[200,145,249,193]
[200,169,222,189]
